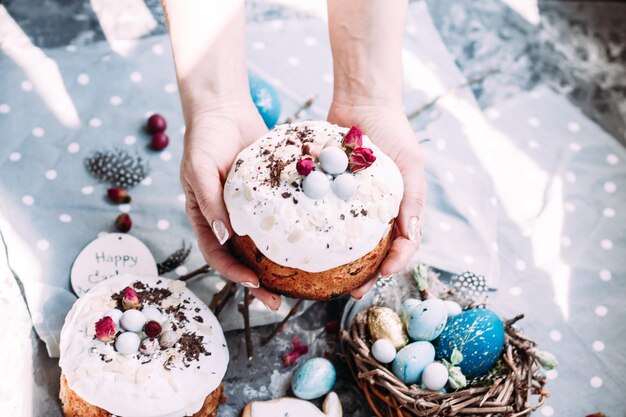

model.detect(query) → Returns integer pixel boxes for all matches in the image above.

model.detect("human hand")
[180,103,282,310]
[328,103,427,299]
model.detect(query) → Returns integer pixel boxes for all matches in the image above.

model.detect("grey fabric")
[0,1,624,415]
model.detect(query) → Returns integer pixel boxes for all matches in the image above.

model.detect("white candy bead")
[120,309,146,332]
[105,308,123,328]
[140,337,159,355]
[141,306,163,323]
[115,332,141,355]
[422,362,448,391]
[159,330,179,349]
[331,173,357,200]
[302,171,331,200]
[371,339,396,364]
[319,147,348,175]
[443,300,462,318]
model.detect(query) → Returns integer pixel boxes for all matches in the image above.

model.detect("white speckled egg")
[302,171,331,199]
[120,309,146,332]
[422,362,448,391]
[331,173,357,200]
[401,298,448,341]
[371,339,396,364]
[392,341,435,385]
[291,357,336,400]
[105,308,123,329]
[319,147,348,175]
[141,306,163,323]
[115,331,140,355]
[443,300,462,318]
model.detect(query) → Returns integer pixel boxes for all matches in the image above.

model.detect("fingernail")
[263,300,280,312]
[211,219,229,245]
[351,294,363,301]
[408,216,420,242]
[240,281,260,289]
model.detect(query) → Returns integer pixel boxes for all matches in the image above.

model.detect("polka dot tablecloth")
[1,1,625,416]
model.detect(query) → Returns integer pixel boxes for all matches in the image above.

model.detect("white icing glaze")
[242,392,342,417]
[59,274,229,417]
[224,121,403,272]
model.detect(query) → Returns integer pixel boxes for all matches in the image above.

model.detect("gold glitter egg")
[367,306,408,350]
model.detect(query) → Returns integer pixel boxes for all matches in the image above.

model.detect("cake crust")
[59,374,224,417]
[230,221,394,300]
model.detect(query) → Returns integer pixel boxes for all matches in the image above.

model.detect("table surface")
[1,1,625,416]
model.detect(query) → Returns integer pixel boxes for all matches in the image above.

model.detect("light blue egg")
[392,341,435,385]
[291,357,336,400]
[401,298,448,342]
[319,147,349,175]
[249,75,281,129]
[434,308,505,378]
[302,171,330,199]
[331,173,357,200]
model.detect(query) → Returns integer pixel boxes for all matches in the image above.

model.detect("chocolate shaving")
[178,332,210,367]
[194,315,204,323]
[281,192,292,199]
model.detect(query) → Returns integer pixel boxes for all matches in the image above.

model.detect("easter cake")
[224,121,403,300]
[58,274,229,417]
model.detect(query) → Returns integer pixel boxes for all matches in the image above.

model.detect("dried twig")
[261,299,304,346]
[177,264,211,282]
[240,288,254,360]
[284,97,315,123]
[208,280,237,318]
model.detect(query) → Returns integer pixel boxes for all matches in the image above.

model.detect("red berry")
[107,187,131,204]
[150,132,169,150]
[143,320,162,338]
[115,213,132,233]
[147,114,167,134]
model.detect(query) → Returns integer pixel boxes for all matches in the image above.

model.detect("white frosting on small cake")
[224,121,403,272]
[59,274,229,417]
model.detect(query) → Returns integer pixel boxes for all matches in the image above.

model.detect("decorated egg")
[401,298,447,341]
[291,357,336,400]
[115,331,140,355]
[434,308,504,378]
[371,339,396,364]
[141,306,163,323]
[421,362,448,391]
[302,171,331,199]
[331,173,357,200]
[443,300,462,318]
[367,307,408,350]
[249,75,281,129]
[319,147,349,175]
[120,309,146,332]
[392,341,435,385]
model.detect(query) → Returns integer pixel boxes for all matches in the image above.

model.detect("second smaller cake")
[224,121,403,300]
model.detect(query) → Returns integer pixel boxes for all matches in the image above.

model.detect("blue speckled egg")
[434,308,504,378]
[391,341,435,385]
[291,357,336,400]
[249,75,281,129]
[401,298,448,342]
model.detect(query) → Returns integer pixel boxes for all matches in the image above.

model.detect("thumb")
[183,155,232,245]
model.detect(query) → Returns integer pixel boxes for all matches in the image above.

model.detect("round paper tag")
[71,233,158,296]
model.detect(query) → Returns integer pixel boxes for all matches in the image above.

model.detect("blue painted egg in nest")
[434,308,504,378]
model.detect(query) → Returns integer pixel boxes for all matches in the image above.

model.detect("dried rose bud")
[159,330,179,349]
[95,316,116,342]
[115,213,132,233]
[107,187,131,204]
[348,147,376,173]
[296,158,315,176]
[342,125,363,150]
[122,286,142,310]
[282,336,309,367]
[140,337,159,355]
[144,320,162,338]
